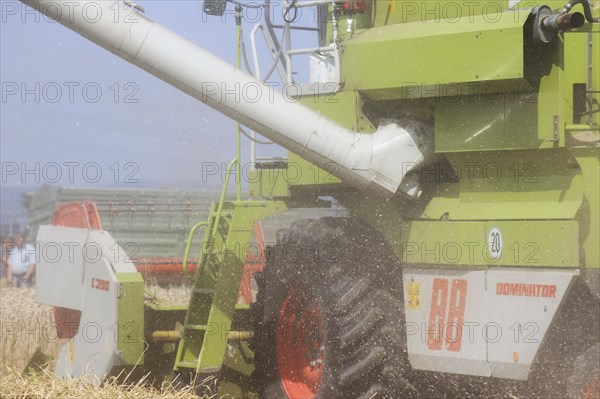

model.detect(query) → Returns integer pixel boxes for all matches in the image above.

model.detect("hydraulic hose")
[562,0,599,23]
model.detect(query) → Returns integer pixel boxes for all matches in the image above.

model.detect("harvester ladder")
[173,159,285,377]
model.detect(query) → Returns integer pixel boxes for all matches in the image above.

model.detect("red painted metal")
[53,200,103,230]
[583,379,600,399]
[341,0,366,14]
[276,284,324,399]
[239,221,266,304]
[134,258,197,275]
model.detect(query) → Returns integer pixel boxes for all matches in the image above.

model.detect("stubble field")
[0,284,203,398]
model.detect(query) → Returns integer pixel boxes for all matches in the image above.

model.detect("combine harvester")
[23,0,599,397]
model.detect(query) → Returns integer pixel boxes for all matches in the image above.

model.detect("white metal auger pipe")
[21,0,433,197]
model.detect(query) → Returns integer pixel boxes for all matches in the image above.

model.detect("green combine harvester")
[24,0,599,398]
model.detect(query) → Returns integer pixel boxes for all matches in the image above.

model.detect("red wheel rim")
[276,284,324,399]
[583,378,600,399]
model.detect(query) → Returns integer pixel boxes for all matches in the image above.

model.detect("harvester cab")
[23,0,600,398]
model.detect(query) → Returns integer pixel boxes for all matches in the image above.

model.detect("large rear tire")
[568,343,600,399]
[250,218,418,399]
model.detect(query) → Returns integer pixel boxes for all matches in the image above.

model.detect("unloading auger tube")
[21,0,433,198]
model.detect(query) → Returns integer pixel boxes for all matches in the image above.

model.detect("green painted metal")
[572,148,600,270]
[217,340,260,398]
[398,220,579,267]
[214,159,240,240]
[338,4,597,156]
[342,11,530,100]
[593,3,600,128]
[419,149,584,221]
[235,4,243,202]
[182,221,208,274]
[173,200,286,373]
[372,1,509,26]
[278,2,599,275]
[248,166,291,197]
[567,124,600,131]
[115,272,145,365]
[174,158,287,374]
[435,96,540,152]
[536,39,566,147]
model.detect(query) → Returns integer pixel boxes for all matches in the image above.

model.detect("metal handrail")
[209,158,239,243]
[282,0,341,89]
[182,221,208,274]
[250,23,287,82]
[236,5,242,201]
[248,2,341,164]
[183,158,238,276]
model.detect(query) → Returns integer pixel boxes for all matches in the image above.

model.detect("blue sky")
[1,0,315,194]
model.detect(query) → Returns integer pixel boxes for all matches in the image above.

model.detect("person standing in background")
[7,234,36,288]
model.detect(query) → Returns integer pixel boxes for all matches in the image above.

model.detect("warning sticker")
[408,281,421,310]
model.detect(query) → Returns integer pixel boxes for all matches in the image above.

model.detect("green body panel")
[535,36,567,146]
[595,3,600,128]
[332,1,510,45]
[398,220,579,267]
[533,10,599,143]
[572,149,600,270]
[248,167,290,197]
[216,340,259,398]
[373,1,509,26]
[435,94,540,152]
[340,5,598,154]
[419,149,584,221]
[115,272,145,365]
[278,2,598,273]
[342,12,530,100]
